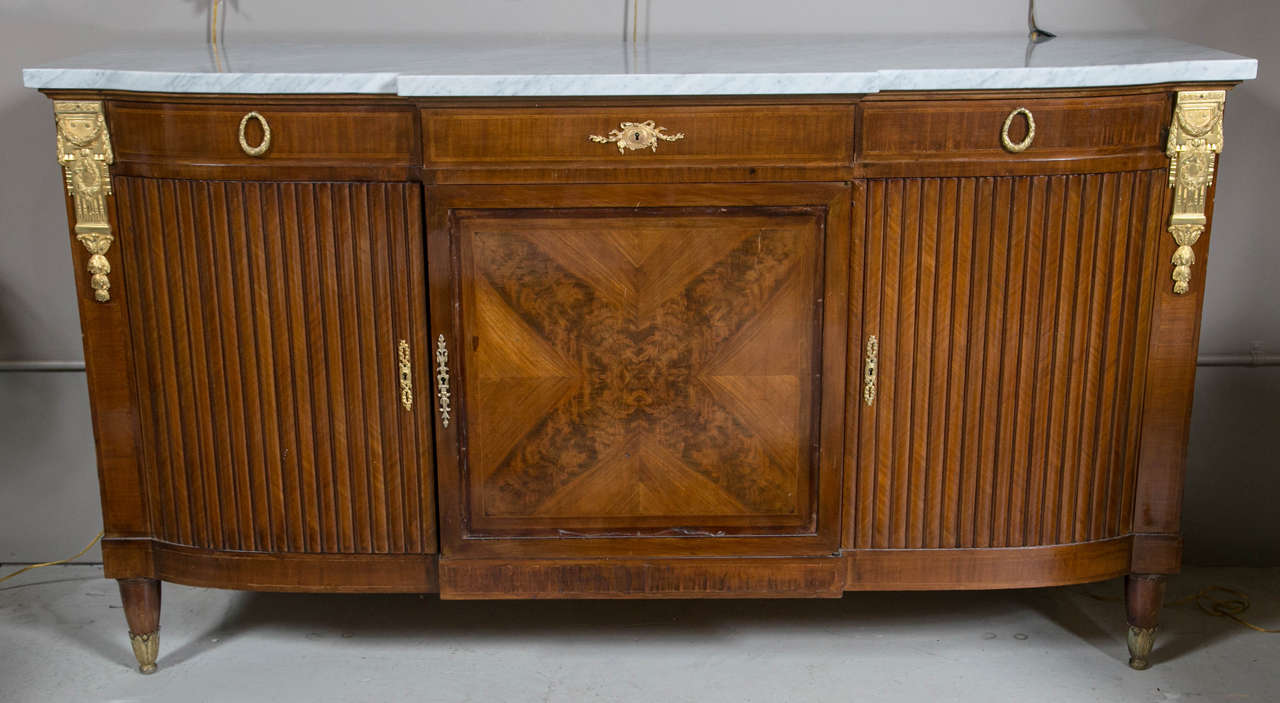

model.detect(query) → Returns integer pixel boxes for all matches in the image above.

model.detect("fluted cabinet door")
[115,178,435,555]
[849,172,1167,550]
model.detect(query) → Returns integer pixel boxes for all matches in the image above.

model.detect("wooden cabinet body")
[46,86,1228,631]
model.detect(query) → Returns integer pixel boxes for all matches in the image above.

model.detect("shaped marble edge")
[22,68,400,94]
[876,60,1259,91]
[393,72,881,96]
[20,35,1259,96]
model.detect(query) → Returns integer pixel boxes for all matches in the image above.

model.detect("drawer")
[108,100,416,170]
[860,92,1169,161]
[421,104,855,168]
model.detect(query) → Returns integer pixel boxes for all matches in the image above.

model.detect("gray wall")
[1,0,1276,565]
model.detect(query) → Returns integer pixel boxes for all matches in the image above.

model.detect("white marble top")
[22,34,1257,96]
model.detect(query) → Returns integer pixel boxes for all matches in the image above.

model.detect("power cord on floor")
[0,531,103,585]
[1086,584,1280,633]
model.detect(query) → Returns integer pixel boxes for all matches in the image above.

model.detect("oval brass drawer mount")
[589,120,684,153]
[1001,107,1036,153]
[238,110,272,157]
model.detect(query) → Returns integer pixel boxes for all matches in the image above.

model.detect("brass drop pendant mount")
[54,100,116,303]
[1166,90,1226,295]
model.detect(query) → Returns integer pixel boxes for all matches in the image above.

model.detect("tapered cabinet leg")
[1125,574,1166,670]
[118,578,161,674]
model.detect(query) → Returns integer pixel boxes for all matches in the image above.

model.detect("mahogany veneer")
[41,85,1232,672]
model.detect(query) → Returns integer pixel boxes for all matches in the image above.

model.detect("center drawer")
[420,104,855,169]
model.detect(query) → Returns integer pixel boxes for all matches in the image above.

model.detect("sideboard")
[23,34,1257,674]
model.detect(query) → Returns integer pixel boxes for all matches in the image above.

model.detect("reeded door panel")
[427,184,850,557]
[849,172,1168,550]
[116,178,435,555]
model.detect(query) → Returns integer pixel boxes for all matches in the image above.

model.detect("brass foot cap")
[128,629,159,675]
[1126,625,1156,671]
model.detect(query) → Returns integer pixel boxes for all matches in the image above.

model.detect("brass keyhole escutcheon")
[1001,107,1036,153]
[435,334,452,428]
[238,111,272,157]
[589,120,685,154]
[397,340,414,412]
[863,335,879,407]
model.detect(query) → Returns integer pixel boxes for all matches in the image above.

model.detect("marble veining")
[21,34,1257,96]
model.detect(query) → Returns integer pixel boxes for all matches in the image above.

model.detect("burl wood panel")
[459,210,823,535]
[848,171,1168,550]
[114,177,435,555]
[427,183,850,559]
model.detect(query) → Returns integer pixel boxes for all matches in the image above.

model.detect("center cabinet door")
[426,184,851,558]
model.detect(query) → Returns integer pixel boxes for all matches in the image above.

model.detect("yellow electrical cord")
[0,531,103,585]
[1086,584,1279,633]
[210,0,221,46]
[1172,585,1280,633]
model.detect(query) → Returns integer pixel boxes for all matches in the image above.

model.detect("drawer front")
[108,100,415,168]
[860,92,1169,161]
[422,104,855,167]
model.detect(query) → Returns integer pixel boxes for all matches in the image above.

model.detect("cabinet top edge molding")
[23,33,1256,97]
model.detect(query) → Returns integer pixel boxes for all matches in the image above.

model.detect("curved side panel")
[844,536,1132,590]
[102,537,439,592]
[109,538,1128,594]
[155,541,437,593]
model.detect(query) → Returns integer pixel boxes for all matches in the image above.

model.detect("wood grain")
[848,171,1167,550]
[108,99,415,180]
[153,541,438,592]
[422,104,854,166]
[427,183,849,559]
[118,578,161,633]
[62,191,151,547]
[860,92,1168,160]
[845,537,1133,590]
[114,177,435,555]
[440,557,844,598]
[463,210,819,530]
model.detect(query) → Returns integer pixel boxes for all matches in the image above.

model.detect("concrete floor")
[1,566,1277,702]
